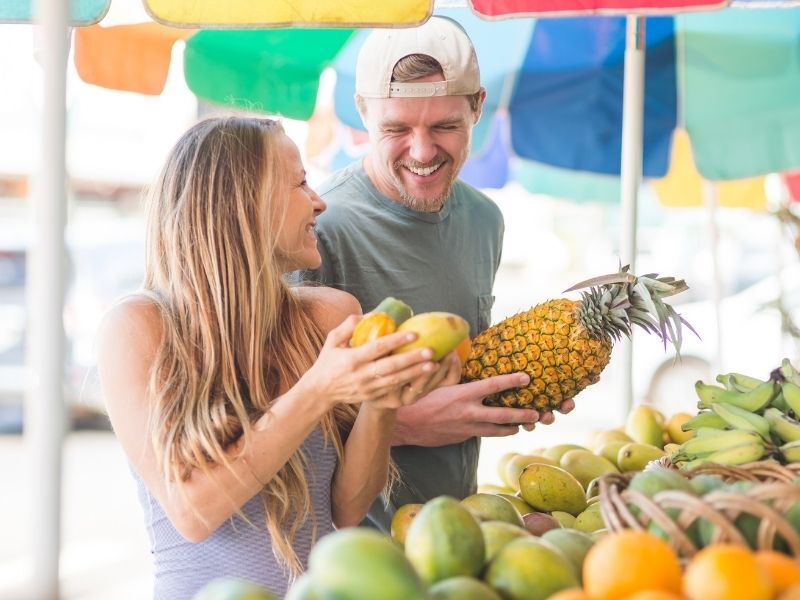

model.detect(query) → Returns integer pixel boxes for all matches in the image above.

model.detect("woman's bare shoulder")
[294,285,362,334]
[97,294,163,354]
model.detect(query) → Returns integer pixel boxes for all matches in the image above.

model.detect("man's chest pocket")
[477,294,496,333]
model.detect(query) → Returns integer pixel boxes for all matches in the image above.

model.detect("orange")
[623,592,684,600]
[779,583,800,600]
[683,544,773,600]
[548,589,595,600]
[583,530,682,599]
[755,550,800,593]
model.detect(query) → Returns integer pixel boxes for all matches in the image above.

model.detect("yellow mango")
[393,312,469,362]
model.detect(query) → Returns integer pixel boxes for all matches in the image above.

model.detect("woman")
[96,117,459,598]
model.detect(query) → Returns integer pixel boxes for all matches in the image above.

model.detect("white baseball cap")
[355,16,481,99]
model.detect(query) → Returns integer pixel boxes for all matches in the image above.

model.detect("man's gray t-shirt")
[299,161,504,531]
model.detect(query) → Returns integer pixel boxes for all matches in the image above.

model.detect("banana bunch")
[670,358,800,468]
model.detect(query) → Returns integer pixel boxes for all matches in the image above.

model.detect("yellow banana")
[782,381,800,415]
[703,441,768,466]
[764,407,800,443]
[695,381,731,408]
[771,390,791,414]
[711,402,771,441]
[717,372,764,392]
[676,429,764,460]
[779,358,800,384]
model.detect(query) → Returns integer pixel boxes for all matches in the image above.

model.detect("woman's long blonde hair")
[142,116,355,574]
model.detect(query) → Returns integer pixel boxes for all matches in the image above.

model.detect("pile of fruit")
[668,359,800,468]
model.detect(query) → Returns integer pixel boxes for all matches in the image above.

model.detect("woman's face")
[274,134,326,272]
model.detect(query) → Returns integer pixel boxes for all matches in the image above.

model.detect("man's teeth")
[407,163,442,176]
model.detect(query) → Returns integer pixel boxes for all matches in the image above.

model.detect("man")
[299,16,574,531]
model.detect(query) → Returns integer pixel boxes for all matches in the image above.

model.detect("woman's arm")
[97,298,331,543]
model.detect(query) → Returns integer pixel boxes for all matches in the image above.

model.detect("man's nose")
[408,130,438,165]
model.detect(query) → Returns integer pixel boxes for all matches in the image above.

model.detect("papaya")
[308,528,427,600]
[394,312,469,362]
[349,297,413,347]
[404,496,485,584]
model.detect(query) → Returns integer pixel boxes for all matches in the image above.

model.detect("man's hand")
[391,372,542,447]
[536,399,576,426]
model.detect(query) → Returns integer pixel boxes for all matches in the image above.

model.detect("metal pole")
[26,0,69,595]
[703,179,723,375]
[619,16,645,418]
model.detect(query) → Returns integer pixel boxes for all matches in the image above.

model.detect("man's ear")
[473,87,487,125]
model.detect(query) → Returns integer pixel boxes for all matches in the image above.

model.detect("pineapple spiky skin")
[462,299,612,410]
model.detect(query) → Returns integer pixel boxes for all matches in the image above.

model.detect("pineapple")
[462,266,694,410]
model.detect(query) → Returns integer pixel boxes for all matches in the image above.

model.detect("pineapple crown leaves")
[565,265,698,354]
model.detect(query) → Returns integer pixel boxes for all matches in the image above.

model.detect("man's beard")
[390,157,458,213]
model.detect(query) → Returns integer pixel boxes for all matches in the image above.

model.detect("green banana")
[771,390,790,414]
[680,411,728,433]
[782,381,800,416]
[711,402,771,441]
[779,358,800,383]
[696,380,775,412]
[676,429,764,459]
[780,440,800,463]
[764,407,800,443]
[703,441,768,466]
[716,372,764,393]
[695,381,731,408]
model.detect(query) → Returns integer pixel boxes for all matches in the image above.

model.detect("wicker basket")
[598,461,800,559]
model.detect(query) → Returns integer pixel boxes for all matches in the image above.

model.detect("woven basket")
[598,461,800,559]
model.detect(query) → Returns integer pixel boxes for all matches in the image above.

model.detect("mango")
[574,504,605,533]
[394,312,469,362]
[559,449,619,490]
[307,528,427,600]
[544,444,589,463]
[665,412,694,444]
[497,493,535,516]
[522,511,561,536]
[596,440,630,468]
[503,454,559,491]
[373,296,413,325]
[429,576,502,600]
[478,484,515,495]
[550,511,577,529]
[616,442,666,472]
[480,520,531,564]
[589,429,634,452]
[519,464,587,516]
[404,496,485,584]
[462,493,524,528]
[284,574,321,600]
[194,578,277,600]
[485,538,579,600]
[541,529,595,583]
[625,405,665,449]
[390,503,423,547]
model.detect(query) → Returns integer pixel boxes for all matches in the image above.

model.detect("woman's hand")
[365,350,463,411]
[295,315,439,408]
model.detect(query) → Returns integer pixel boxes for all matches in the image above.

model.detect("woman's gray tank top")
[133,427,338,599]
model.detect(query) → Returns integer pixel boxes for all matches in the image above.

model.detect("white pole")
[702,179,723,375]
[26,0,69,595]
[619,16,645,418]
